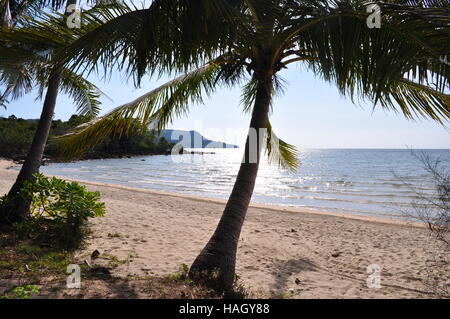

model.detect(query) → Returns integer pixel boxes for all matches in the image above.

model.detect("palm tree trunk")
[1,0,76,224]
[4,71,62,222]
[189,72,273,293]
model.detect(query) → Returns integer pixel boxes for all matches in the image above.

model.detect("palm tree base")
[189,241,237,295]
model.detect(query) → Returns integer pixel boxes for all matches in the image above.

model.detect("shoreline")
[4,159,423,228]
[0,159,439,298]
[55,176,425,229]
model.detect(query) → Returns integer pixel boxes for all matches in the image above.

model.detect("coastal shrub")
[15,173,105,249]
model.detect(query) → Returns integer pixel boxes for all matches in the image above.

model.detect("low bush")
[4,173,106,250]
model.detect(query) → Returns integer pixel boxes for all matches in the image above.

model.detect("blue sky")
[2,65,449,149]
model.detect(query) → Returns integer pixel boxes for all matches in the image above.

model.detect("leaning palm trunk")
[5,71,62,222]
[2,0,76,223]
[189,72,273,292]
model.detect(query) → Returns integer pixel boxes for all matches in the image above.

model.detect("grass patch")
[0,232,71,282]
[166,263,190,283]
[99,253,130,268]
[166,264,254,299]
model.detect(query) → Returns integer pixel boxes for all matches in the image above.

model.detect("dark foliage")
[0,114,175,161]
[0,173,106,250]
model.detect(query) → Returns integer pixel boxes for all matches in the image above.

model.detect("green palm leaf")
[53,62,225,159]
[282,1,449,123]
[265,120,299,170]
[0,7,103,116]
[380,79,450,122]
[54,0,247,83]
[36,67,102,118]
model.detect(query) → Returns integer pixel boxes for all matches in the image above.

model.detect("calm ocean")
[40,149,450,219]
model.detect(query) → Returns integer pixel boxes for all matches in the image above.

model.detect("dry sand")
[0,159,447,298]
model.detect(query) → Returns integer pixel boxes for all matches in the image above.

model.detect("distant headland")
[160,130,239,149]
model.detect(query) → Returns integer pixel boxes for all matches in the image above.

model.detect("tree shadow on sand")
[270,258,318,295]
[64,270,141,298]
[94,276,141,299]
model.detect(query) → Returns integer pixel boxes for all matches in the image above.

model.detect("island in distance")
[160,130,239,149]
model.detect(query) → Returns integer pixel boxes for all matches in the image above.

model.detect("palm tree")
[48,0,449,292]
[0,0,102,223]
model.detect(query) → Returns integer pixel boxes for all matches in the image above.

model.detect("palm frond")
[9,0,67,17]
[0,37,36,101]
[53,61,238,159]
[241,75,285,114]
[53,0,248,84]
[379,79,450,123]
[0,8,103,116]
[0,64,33,100]
[280,0,450,124]
[0,92,7,108]
[35,67,102,118]
[5,0,449,165]
[240,77,258,114]
[61,70,102,118]
[265,120,299,170]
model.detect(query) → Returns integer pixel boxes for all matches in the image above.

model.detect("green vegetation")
[0,115,36,158]
[165,264,251,298]
[167,263,191,283]
[99,253,130,268]
[1,173,106,250]
[0,114,175,161]
[0,234,73,285]
[1,285,40,299]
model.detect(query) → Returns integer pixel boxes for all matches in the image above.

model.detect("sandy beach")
[0,159,446,298]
